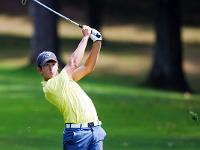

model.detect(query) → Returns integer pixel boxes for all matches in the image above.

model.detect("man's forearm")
[68,36,89,67]
[85,41,101,71]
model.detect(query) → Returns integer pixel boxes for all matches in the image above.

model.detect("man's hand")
[90,29,102,42]
[82,25,92,38]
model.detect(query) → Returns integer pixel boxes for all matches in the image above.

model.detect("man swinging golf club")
[37,25,106,150]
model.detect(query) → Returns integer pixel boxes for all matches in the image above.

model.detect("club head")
[21,0,28,5]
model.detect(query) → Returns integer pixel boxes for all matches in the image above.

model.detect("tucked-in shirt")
[42,69,99,123]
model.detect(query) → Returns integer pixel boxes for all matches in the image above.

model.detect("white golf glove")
[90,29,102,42]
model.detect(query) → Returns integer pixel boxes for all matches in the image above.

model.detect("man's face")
[38,60,58,81]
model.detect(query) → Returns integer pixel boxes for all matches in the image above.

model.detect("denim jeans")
[63,126,106,150]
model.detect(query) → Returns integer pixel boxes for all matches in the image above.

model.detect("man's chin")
[51,73,57,78]
[45,73,57,80]
[46,75,54,80]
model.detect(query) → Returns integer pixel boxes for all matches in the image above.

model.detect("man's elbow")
[68,58,78,68]
[85,66,95,74]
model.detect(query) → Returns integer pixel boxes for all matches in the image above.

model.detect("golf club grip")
[79,24,83,28]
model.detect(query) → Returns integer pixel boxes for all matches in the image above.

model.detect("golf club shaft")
[23,0,101,38]
[33,0,82,28]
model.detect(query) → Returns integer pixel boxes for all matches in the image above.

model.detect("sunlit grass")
[0,67,200,150]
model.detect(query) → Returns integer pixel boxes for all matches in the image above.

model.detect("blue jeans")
[63,126,106,150]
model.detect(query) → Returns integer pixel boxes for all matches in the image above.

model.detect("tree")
[29,0,62,65]
[87,0,104,30]
[147,0,191,92]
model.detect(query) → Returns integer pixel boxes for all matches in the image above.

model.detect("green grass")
[0,67,200,150]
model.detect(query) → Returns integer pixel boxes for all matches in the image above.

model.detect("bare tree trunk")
[87,0,104,30]
[147,0,191,92]
[29,0,62,65]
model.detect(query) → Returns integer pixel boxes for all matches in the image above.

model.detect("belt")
[65,121,102,128]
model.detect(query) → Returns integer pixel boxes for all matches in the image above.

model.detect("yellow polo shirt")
[41,69,99,123]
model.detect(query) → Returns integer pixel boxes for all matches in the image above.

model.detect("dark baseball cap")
[37,51,58,67]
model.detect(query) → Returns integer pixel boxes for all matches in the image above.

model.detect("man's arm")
[67,36,89,68]
[71,41,101,81]
[65,26,91,75]
[65,26,102,81]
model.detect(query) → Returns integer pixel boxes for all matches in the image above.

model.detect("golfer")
[37,25,106,150]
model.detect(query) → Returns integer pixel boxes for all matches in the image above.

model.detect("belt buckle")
[88,122,94,128]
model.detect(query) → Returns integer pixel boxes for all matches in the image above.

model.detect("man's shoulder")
[44,69,71,89]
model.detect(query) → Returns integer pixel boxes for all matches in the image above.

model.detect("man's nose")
[48,65,53,70]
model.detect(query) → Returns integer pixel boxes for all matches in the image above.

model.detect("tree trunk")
[87,0,104,30]
[147,0,191,92]
[29,0,62,65]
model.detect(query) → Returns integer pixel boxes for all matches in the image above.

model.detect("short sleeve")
[42,69,71,109]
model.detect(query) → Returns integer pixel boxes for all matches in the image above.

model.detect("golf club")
[21,0,101,38]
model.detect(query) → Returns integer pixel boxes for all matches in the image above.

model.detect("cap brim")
[40,58,58,66]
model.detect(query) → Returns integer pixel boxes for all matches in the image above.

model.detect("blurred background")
[0,0,200,150]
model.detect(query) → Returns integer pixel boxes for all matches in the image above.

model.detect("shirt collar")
[41,81,47,87]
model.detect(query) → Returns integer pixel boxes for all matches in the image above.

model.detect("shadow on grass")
[1,34,200,55]
[0,34,154,56]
